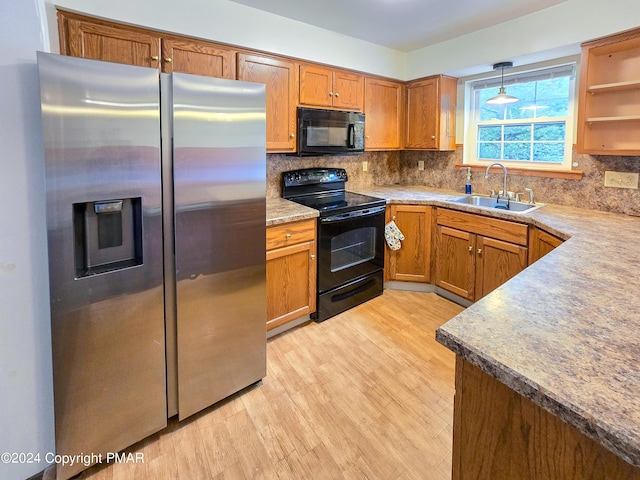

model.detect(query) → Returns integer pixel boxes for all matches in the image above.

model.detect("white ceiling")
[226,0,569,52]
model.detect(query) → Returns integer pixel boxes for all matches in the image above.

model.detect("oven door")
[298,108,365,156]
[317,205,385,293]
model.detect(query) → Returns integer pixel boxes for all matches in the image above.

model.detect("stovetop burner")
[282,168,385,215]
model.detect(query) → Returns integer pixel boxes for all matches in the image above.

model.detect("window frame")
[463,61,578,172]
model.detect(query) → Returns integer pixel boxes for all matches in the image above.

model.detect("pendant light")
[486,61,519,105]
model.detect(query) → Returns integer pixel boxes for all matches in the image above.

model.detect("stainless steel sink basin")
[447,195,545,214]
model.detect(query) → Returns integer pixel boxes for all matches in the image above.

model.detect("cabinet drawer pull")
[285,233,291,239]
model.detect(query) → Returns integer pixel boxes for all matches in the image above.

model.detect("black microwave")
[297,107,365,156]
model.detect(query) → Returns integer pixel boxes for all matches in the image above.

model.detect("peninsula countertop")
[350,185,640,467]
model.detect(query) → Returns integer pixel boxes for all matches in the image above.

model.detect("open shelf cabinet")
[577,27,640,155]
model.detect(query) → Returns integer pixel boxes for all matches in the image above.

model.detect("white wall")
[51,0,407,79]
[0,1,55,479]
[408,0,640,78]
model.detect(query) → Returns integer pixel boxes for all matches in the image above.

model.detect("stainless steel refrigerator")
[37,52,267,480]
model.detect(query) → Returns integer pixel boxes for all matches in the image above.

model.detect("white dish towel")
[384,220,405,250]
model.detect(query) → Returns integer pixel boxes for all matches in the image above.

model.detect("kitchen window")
[464,63,576,171]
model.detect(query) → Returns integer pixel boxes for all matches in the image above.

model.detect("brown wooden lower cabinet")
[435,208,528,302]
[452,357,639,479]
[266,219,316,332]
[385,204,432,283]
[529,226,564,264]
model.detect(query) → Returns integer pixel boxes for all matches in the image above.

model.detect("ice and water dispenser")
[73,197,143,277]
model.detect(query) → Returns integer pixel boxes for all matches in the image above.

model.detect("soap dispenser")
[465,167,472,194]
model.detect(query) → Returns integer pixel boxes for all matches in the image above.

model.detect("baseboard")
[384,281,472,308]
[383,281,436,293]
[267,315,310,339]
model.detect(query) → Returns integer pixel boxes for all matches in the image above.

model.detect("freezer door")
[37,53,166,480]
[171,73,267,420]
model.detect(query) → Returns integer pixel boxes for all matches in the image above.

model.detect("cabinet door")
[238,53,299,152]
[162,38,235,78]
[364,78,403,150]
[299,65,334,107]
[435,225,475,301]
[65,17,161,68]
[405,77,438,149]
[333,71,364,110]
[405,75,457,150]
[387,205,432,283]
[475,236,527,301]
[529,227,563,264]
[266,241,316,331]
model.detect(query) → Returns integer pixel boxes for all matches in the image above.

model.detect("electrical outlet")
[362,161,368,172]
[604,171,639,189]
[418,160,425,171]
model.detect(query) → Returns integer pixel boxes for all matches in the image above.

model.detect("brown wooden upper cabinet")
[364,78,403,150]
[237,53,299,153]
[577,27,640,155]
[60,13,161,68]
[299,65,364,111]
[404,75,457,150]
[161,38,235,78]
[58,11,235,78]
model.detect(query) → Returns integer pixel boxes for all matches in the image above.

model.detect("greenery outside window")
[464,64,576,171]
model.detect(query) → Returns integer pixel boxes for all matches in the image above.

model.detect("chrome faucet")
[485,162,508,199]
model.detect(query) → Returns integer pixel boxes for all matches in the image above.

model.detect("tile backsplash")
[267,147,640,216]
[266,151,400,198]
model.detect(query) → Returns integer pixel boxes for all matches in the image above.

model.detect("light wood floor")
[71,290,464,480]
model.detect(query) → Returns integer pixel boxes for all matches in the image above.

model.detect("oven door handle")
[320,205,386,223]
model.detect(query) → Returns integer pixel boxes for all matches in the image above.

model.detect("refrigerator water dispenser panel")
[73,197,143,277]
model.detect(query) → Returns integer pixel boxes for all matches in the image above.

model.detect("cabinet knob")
[477,248,482,255]
[151,55,159,61]
[431,135,436,140]
[329,91,334,97]
[468,246,473,252]
[334,92,339,97]
[285,233,291,239]
[310,254,316,259]
[164,57,172,63]
[290,133,295,138]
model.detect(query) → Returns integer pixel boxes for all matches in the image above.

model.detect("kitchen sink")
[447,195,545,214]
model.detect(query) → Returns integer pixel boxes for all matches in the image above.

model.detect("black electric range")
[282,168,386,322]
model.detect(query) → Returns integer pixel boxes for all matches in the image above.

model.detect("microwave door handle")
[347,124,355,148]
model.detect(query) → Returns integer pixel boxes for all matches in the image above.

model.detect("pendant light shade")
[486,61,519,105]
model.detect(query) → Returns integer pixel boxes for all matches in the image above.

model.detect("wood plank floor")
[68,290,464,480]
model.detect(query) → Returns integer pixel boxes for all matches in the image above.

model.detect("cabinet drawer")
[266,219,316,250]
[436,208,528,246]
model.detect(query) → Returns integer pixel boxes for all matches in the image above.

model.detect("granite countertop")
[350,185,640,467]
[266,198,318,226]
